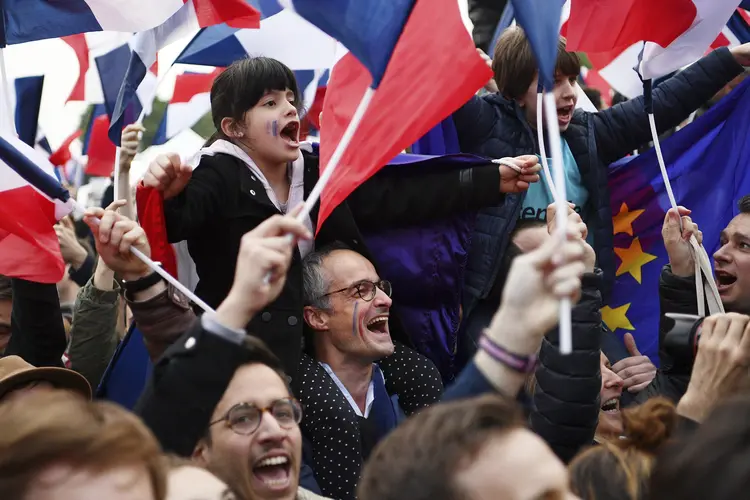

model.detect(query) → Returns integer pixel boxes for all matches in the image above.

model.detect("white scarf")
[196,139,314,257]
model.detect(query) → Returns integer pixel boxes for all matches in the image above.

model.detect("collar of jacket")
[297,487,333,500]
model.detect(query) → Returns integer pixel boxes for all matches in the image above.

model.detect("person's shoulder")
[297,488,333,500]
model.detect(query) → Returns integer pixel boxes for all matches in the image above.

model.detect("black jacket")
[468,0,508,52]
[636,265,696,404]
[454,48,744,326]
[5,279,67,368]
[163,149,503,381]
[530,270,604,463]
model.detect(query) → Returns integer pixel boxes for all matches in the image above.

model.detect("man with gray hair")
[299,242,408,499]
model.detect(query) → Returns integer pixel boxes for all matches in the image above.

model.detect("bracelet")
[122,269,163,295]
[479,334,538,374]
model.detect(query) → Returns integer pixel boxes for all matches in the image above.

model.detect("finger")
[108,220,131,249]
[515,155,540,168]
[616,363,657,379]
[696,229,703,246]
[628,380,653,393]
[520,163,541,174]
[119,227,147,255]
[551,274,583,300]
[546,260,586,290]
[708,314,731,345]
[61,216,74,229]
[623,332,642,356]
[98,210,120,243]
[720,313,750,351]
[611,356,647,372]
[105,199,127,212]
[737,319,750,366]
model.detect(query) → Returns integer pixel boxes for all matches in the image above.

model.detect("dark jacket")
[636,265,696,404]
[5,279,67,368]
[468,0,507,51]
[163,149,503,381]
[454,48,744,323]
[530,270,604,463]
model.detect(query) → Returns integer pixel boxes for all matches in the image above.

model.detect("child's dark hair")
[206,57,302,145]
[492,26,580,100]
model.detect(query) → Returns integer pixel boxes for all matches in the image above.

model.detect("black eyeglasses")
[209,398,303,435]
[319,280,392,302]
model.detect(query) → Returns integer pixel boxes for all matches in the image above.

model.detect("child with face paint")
[142,56,540,390]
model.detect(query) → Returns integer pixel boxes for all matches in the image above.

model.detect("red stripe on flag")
[171,69,220,104]
[62,35,89,103]
[711,32,731,49]
[190,0,260,29]
[136,185,178,279]
[740,8,750,25]
[0,185,65,283]
[566,0,696,55]
[86,116,116,178]
[49,130,83,167]
[316,0,492,231]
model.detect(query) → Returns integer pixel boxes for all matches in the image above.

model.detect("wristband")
[122,269,163,295]
[479,334,538,374]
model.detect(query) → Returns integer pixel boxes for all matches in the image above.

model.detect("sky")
[0,1,473,175]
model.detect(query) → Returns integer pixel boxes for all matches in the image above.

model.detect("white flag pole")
[0,48,16,135]
[536,92,558,200]
[543,91,572,354]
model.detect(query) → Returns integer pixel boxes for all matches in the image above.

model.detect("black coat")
[530,270,604,463]
[163,149,503,381]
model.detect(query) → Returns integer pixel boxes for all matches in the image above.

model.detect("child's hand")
[143,153,193,200]
[497,155,540,193]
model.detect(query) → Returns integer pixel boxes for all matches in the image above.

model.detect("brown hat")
[0,356,91,401]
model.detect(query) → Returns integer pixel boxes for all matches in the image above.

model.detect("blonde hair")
[0,391,167,499]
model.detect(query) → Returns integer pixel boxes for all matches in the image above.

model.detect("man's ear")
[192,438,210,466]
[303,305,329,332]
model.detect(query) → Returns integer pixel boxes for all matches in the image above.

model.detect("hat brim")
[0,366,92,400]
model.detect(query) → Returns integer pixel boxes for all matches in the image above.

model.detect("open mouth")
[557,105,573,123]
[366,315,389,335]
[252,454,292,490]
[601,398,620,414]
[716,270,737,292]
[279,121,300,147]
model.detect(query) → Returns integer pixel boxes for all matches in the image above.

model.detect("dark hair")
[207,57,302,145]
[492,26,581,99]
[0,276,11,302]
[570,397,677,500]
[649,395,750,500]
[358,395,523,500]
[202,335,289,446]
[738,195,750,214]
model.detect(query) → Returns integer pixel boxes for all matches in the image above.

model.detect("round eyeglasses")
[209,398,303,435]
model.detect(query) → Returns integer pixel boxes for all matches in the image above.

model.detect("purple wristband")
[479,335,538,374]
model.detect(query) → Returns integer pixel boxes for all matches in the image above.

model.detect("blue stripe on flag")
[107,52,149,145]
[289,0,416,87]
[82,104,108,155]
[1,0,101,45]
[174,26,247,67]
[0,135,70,202]
[728,9,750,44]
[509,0,565,89]
[14,76,44,147]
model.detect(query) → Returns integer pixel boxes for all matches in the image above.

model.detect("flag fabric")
[604,77,750,363]
[62,35,89,102]
[0,0,185,45]
[49,130,83,168]
[152,69,219,146]
[106,0,261,146]
[174,8,338,70]
[0,134,74,283]
[315,0,492,229]
[13,76,45,147]
[86,115,117,177]
[508,0,566,89]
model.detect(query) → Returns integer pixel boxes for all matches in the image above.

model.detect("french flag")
[13,76,45,148]
[0,0,185,45]
[0,134,75,283]
[175,7,337,71]
[152,69,219,146]
[80,106,116,178]
[107,0,260,146]
[566,0,745,95]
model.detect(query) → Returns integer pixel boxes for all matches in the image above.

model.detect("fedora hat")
[0,356,91,400]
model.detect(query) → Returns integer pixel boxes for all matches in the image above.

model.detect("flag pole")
[0,48,16,134]
[543,91,572,354]
[536,90,558,200]
[70,198,216,314]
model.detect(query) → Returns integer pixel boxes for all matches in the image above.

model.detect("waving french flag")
[0,135,74,283]
[106,0,260,146]
[152,69,219,146]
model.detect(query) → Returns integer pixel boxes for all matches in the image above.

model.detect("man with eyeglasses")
[298,243,408,499]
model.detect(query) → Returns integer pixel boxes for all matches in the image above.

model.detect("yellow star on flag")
[602,303,635,332]
[614,237,657,283]
[613,202,645,236]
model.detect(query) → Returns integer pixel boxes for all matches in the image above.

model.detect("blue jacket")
[453,47,744,314]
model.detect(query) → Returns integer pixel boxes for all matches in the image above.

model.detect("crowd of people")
[2,22,750,500]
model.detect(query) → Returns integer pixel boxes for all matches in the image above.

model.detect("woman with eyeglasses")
[141,56,541,391]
